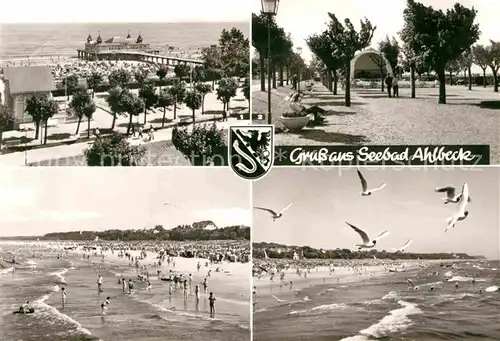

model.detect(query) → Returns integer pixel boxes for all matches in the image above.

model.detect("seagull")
[345,222,390,250]
[357,169,386,196]
[445,183,470,232]
[407,279,415,290]
[254,203,293,221]
[392,239,412,253]
[272,295,285,303]
[435,186,471,204]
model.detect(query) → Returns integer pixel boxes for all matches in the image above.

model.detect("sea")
[0,241,250,341]
[253,260,500,341]
[0,22,249,62]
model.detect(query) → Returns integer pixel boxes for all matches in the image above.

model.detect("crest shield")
[229,125,274,180]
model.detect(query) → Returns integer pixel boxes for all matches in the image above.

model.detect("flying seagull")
[345,221,390,250]
[435,186,471,204]
[392,239,412,253]
[445,183,470,232]
[357,169,386,196]
[272,295,285,303]
[254,203,293,221]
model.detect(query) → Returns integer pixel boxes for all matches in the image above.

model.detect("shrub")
[84,132,146,166]
[172,122,225,166]
[282,111,311,118]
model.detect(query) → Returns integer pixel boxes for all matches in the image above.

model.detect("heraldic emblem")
[229,125,274,180]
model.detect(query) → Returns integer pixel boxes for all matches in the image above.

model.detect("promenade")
[0,83,248,166]
[252,81,500,163]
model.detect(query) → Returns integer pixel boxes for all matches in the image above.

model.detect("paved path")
[0,118,246,166]
[253,82,500,163]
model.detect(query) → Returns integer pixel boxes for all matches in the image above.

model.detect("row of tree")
[41,224,250,241]
[252,242,481,260]
[252,13,308,92]
[256,0,499,107]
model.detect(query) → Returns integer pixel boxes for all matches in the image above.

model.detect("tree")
[174,64,191,81]
[485,40,500,92]
[219,28,250,78]
[26,93,57,140]
[472,44,490,87]
[445,58,461,85]
[84,132,146,166]
[242,78,250,108]
[83,101,96,139]
[62,74,79,100]
[194,83,212,113]
[400,0,480,103]
[325,13,376,106]
[138,82,158,125]
[201,44,224,87]
[87,72,103,98]
[172,122,225,166]
[134,70,148,85]
[184,90,202,123]
[168,81,186,120]
[69,88,93,135]
[374,36,400,91]
[106,87,127,130]
[123,93,144,136]
[307,31,343,95]
[0,108,12,150]
[156,89,174,128]
[460,48,473,90]
[156,67,168,89]
[108,69,132,88]
[252,13,288,91]
[216,78,238,112]
[193,66,206,84]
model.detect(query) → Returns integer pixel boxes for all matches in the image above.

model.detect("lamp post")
[296,47,303,94]
[261,0,280,125]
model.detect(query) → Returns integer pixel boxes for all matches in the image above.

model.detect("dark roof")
[105,36,131,44]
[3,66,56,95]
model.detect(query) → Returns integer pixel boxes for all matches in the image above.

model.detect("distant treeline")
[252,242,483,260]
[4,224,250,242]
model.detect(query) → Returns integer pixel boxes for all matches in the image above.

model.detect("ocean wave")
[382,291,399,300]
[50,268,69,284]
[35,300,95,338]
[342,300,422,340]
[288,303,348,316]
[447,276,485,283]
[0,267,14,275]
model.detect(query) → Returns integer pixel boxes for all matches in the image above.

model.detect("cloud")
[39,210,103,222]
[0,210,103,223]
[192,207,251,227]
[0,187,37,209]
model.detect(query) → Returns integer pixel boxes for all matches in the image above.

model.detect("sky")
[253,167,500,260]
[0,168,251,237]
[0,0,250,23]
[252,0,500,73]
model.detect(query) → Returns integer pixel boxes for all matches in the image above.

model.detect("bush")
[282,111,311,118]
[84,132,147,166]
[172,123,225,166]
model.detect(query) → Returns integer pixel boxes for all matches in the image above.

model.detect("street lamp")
[296,47,303,94]
[261,0,280,125]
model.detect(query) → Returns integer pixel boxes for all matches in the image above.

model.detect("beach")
[0,240,251,341]
[253,258,500,341]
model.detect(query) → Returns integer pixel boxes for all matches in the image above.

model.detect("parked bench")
[47,118,59,127]
[3,138,22,147]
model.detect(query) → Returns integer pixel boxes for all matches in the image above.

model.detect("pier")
[76,50,204,66]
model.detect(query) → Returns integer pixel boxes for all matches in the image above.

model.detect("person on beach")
[208,292,216,318]
[202,278,208,294]
[197,262,201,272]
[188,273,193,287]
[183,280,188,299]
[128,279,135,293]
[97,275,103,292]
[101,297,110,316]
[61,287,67,308]
[195,284,200,303]
[94,127,101,139]
[138,126,144,139]
[147,280,152,291]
